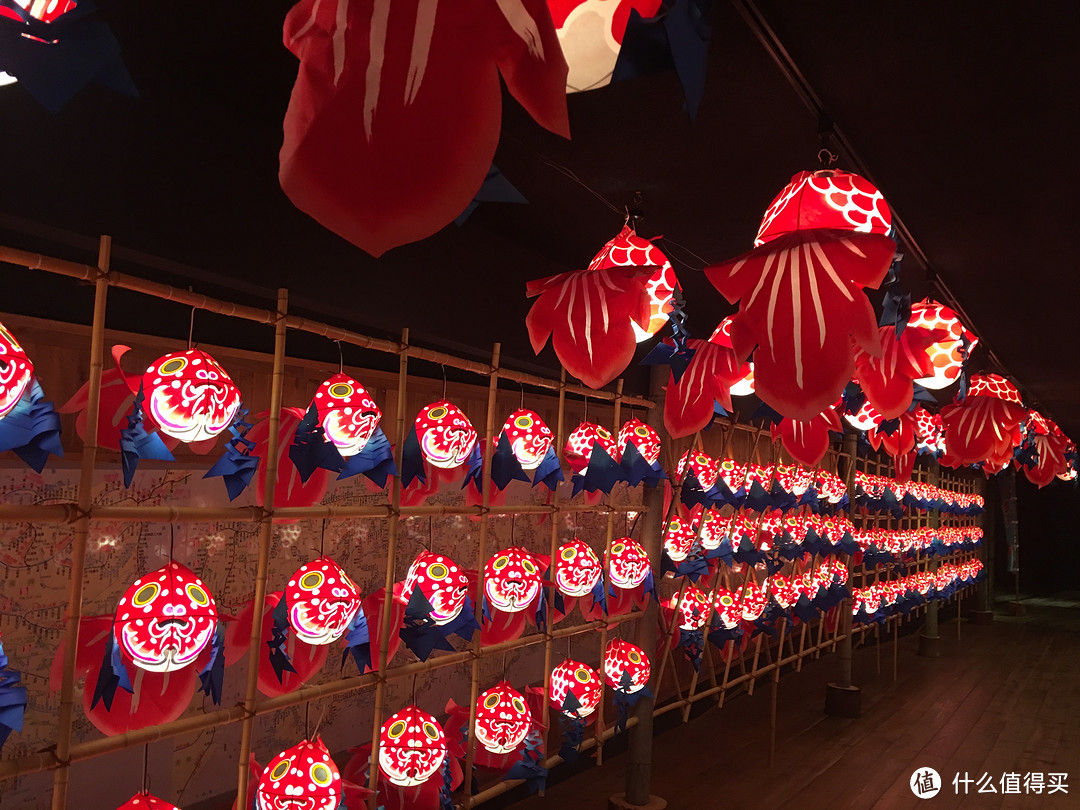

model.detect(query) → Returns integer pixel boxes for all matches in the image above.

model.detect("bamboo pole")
[462,343,501,804]
[366,329,411,809]
[235,289,289,809]
[50,235,111,810]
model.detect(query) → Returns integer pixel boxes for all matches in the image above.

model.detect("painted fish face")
[0,320,33,419]
[816,470,847,504]
[717,457,746,492]
[500,409,553,470]
[663,515,697,562]
[115,561,217,673]
[414,399,477,469]
[710,317,755,396]
[908,299,978,390]
[285,557,362,645]
[712,589,741,629]
[768,575,796,609]
[378,706,446,787]
[755,169,892,246]
[603,638,650,694]
[699,510,728,551]
[668,587,709,631]
[549,659,603,718]
[745,463,774,489]
[256,737,340,810]
[142,349,241,443]
[565,421,617,473]
[474,681,531,754]
[555,539,602,598]
[116,792,181,810]
[740,581,768,621]
[606,537,650,590]
[677,450,719,490]
[403,551,469,625]
[782,516,806,546]
[617,418,661,464]
[312,373,381,457]
[483,547,542,613]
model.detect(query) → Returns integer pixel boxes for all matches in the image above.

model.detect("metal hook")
[817,148,838,169]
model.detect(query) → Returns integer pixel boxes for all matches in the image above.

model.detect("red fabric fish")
[771,404,842,468]
[59,367,137,451]
[281,0,569,257]
[853,325,946,419]
[250,408,332,516]
[940,374,1026,465]
[663,331,742,439]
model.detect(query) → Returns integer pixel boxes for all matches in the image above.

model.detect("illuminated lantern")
[284,557,362,645]
[603,638,650,694]
[414,400,477,469]
[565,421,618,473]
[712,589,742,629]
[474,681,532,754]
[114,562,217,673]
[676,449,720,492]
[483,547,544,613]
[402,551,469,626]
[853,325,945,419]
[940,374,1027,465]
[662,331,742,439]
[501,408,554,470]
[663,515,698,563]
[740,581,768,622]
[617,418,660,465]
[844,400,881,432]
[908,299,979,390]
[771,404,843,468]
[913,406,945,455]
[717,457,747,498]
[0,320,33,419]
[667,587,710,631]
[1019,414,1070,488]
[115,793,180,810]
[378,706,447,787]
[699,510,728,551]
[549,659,603,718]
[606,537,651,590]
[115,347,242,444]
[257,737,341,810]
[550,1,663,93]
[311,373,382,456]
[589,224,676,341]
[555,539,603,598]
[705,169,896,421]
[711,317,755,397]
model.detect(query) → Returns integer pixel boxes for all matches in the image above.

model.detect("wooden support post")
[825,430,860,718]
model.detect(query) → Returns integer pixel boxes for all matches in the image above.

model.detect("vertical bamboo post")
[51,236,111,810]
[825,430,860,717]
[236,289,289,808]
[462,343,501,802]
[366,329,411,809]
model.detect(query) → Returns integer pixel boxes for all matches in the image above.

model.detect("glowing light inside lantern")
[378,706,447,787]
[500,408,554,470]
[403,551,469,625]
[908,299,979,390]
[284,557,362,645]
[256,737,341,810]
[414,400,478,469]
[603,638,650,693]
[311,372,381,457]
[549,659,603,717]
[475,681,531,754]
[555,539,602,598]
[141,349,242,443]
[0,320,34,419]
[483,547,543,613]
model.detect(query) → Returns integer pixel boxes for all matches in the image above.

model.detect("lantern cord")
[187,303,196,349]
[305,700,310,741]
[410,673,418,706]
[502,651,509,682]
[335,339,344,373]
[440,364,447,400]
[310,702,328,741]
[319,518,327,557]
[142,742,150,795]
[169,522,175,563]
[583,394,588,424]
[510,512,516,548]
[519,381,525,410]
[427,514,434,552]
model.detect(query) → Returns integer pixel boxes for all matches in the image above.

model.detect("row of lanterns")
[852,560,985,624]
[853,472,984,515]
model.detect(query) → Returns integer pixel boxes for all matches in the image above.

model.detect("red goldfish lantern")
[311,373,382,456]
[853,325,946,419]
[908,299,979,390]
[402,551,469,626]
[705,169,896,421]
[617,418,661,465]
[549,659,603,717]
[663,515,697,563]
[256,737,341,810]
[606,537,651,590]
[501,408,554,470]
[940,374,1027,465]
[555,539,603,598]
[603,638,650,694]
[666,586,710,631]
[565,421,618,474]
[116,794,179,810]
[711,316,755,397]
[378,706,447,787]
[0,320,33,418]
[586,224,676,341]
[284,557,362,645]
[474,681,532,754]
[414,400,477,469]
[115,562,217,673]
[483,547,544,613]
[676,449,719,491]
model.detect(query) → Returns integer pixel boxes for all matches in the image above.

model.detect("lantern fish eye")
[560,547,576,561]
[300,571,324,591]
[574,668,591,683]
[186,583,209,606]
[484,693,501,710]
[492,555,509,571]
[611,543,624,555]
[310,763,333,786]
[635,426,649,437]
[159,357,187,375]
[133,582,160,607]
[511,697,526,713]
[269,759,291,781]
[522,560,537,575]
[329,382,353,398]
[597,428,611,440]
[428,406,448,420]
[427,563,448,580]
[423,722,440,739]
[515,415,533,429]
[388,721,406,739]
[628,651,641,664]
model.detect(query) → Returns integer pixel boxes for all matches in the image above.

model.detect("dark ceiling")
[1,1,1077,435]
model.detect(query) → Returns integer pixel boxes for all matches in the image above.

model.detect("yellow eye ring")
[133,583,159,607]
[160,357,187,375]
[310,763,332,786]
[574,668,591,683]
[492,556,509,571]
[612,543,624,555]
[628,651,641,664]
[522,560,537,575]
[186,583,209,606]
[423,722,440,739]
[635,426,649,437]
[561,547,576,561]
[387,721,406,739]
[511,697,527,714]
[597,428,611,440]
[269,760,290,781]
[427,563,448,580]
[483,693,501,709]
[515,415,533,429]
[329,383,353,398]
[300,571,324,591]
[428,406,448,420]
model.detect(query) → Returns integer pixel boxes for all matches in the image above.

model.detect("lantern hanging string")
[169,522,175,563]
[426,514,434,553]
[142,742,150,795]
[187,303,196,349]
[519,381,525,410]
[319,518,327,557]
[335,339,344,374]
[440,364,447,400]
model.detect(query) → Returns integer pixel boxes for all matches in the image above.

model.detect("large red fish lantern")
[853,325,946,419]
[0,320,33,419]
[565,420,624,494]
[705,170,896,421]
[116,794,179,810]
[402,399,481,489]
[256,737,341,810]
[475,681,532,754]
[115,562,218,673]
[771,404,843,468]
[662,327,743,439]
[549,659,603,718]
[712,317,755,397]
[940,374,1027,465]
[492,408,562,490]
[403,551,469,626]
[554,539,603,598]
[378,706,447,787]
[283,557,363,645]
[312,373,382,457]
[484,547,544,614]
[908,299,978,390]
[1018,413,1070,488]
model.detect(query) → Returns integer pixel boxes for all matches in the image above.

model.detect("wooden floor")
[505,603,1080,810]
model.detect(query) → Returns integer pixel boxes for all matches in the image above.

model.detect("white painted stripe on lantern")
[802,241,826,348]
[362,0,391,137]
[404,0,438,105]
[809,239,854,302]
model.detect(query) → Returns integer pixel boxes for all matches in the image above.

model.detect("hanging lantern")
[0,320,33,419]
[549,659,603,718]
[844,399,881,433]
[705,169,896,421]
[402,551,470,626]
[116,793,180,810]
[617,418,660,465]
[940,374,1027,465]
[712,589,742,629]
[257,737,341,810]
[908,299,979,390]
[311,372,382,456]
[1019,414,1070,488]
[606,537,651,590]
[114,562,217,673]
[550,1,664,93]
[501,408,554,471]
[663,515,697,563]
[565,421,623,494]
[413,400,477,469]
[602,638,650,694]
[666,587,710,631]
[378,705,447,787]
[698,510,728,552]
[662,328,742,439]
[284,557,363,645]
[853,325,946,418]
[474,681,532,754]
[483,547,544,613]
[554,539,603,598]
[590,224,677,341]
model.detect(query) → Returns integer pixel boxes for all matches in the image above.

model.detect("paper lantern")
[606,537,650,589]
[940,374,1027,465]
[0,320,33,419]
[853,325,945,419]
[483,547,543,613]
[662,331,742,439]
[116,347,242,444]
[908,299,979,390]
[115,793,180,810]
[617,418,661,465]
[284,557,362,645]
[739,581,768,622]
[698,510,727,551]
[586,224,677,341]
[414,400,477,469]
[549,659,603,718]
[711,317,755,396]
[712,589,741,629]
[378,705,447,787]
[663,515,697,563]
[603,638,650,693]
[667,586,709,631]
[474,681,532,754]
[555,539,602,597]
[676,450,719,491]
[402,551,469,625]
[311,372,382,456]
[844,400,881,432]
[565,421,618,473]
[114,562,217,673]
[705,169,896,421]
[550,1,663,93]
[501,408,554,470]
[257,737,341,810]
